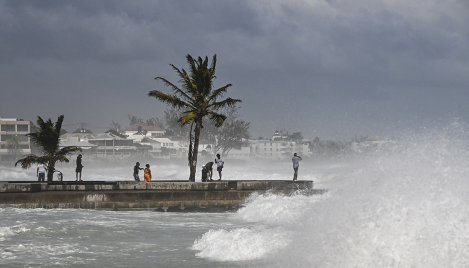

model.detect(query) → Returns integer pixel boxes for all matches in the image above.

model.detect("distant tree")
[110,120,121,132]
[148,54,241,181]
[145,118,165,129]
[15,115,82,182]
[128,114,144,126]
[6,135,21,161]
[290,131,304,141]
[135,125,144,135]
[162,107,190,136]
[204,107,250,157]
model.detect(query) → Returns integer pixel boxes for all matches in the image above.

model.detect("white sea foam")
[0,227,15,241]
[237,191,328,225]
[0,167,31,181]
[192,227,290,261]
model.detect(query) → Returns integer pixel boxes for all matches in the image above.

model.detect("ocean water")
[2,124,469,267]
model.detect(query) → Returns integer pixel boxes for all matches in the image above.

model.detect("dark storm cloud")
[1,0,468,139]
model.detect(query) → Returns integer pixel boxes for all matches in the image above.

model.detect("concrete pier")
[0,180,323,212]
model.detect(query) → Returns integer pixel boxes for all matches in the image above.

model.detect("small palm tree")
[15,115,82,182]
[149,54,241,181]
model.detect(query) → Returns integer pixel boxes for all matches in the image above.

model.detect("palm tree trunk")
[47,162,55,182]
[188,120,202,182]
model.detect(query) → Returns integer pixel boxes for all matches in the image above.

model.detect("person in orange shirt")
[144,164,152,182]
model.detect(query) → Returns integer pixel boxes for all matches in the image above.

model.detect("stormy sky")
[1,0,468,140]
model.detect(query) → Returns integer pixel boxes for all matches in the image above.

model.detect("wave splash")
[192,122,469,267]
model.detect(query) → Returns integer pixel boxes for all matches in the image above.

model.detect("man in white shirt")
[37,163,47,182]
[292,153,302,181]
[215,154,224,181]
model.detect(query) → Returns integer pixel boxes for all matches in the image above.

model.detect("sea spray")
[257,123,469,267]
[192,227,290,261]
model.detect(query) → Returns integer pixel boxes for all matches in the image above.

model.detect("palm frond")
[57,146,82,156]
[54,115,64,135]
[179,112,198,125]
[207,84,233,103]
[52,154,71,164]
[208,97,242,111]
[15,154,40,169]
[209,54,217,79]
[208,112,227,127]
[28,116,61,155]
[148,90,193,110]
[155,77,194,103]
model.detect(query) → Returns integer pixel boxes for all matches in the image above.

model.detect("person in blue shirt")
[292,153,302,181]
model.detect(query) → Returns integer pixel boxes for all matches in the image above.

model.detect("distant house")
[122,125,165,142]
[140,137,179,159]
[87,133,146,158]
[59,134,97,157]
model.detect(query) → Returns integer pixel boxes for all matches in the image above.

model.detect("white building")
[141,137,179,158]
[59,135,97,157]
[0,118,31,162]
[223,146,251,159]
[250,131,312,160]
[122,125,165,142]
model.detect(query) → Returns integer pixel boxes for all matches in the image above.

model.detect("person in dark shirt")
[133,162,144,183]
[75,154,84,181]
[205,161,214,181]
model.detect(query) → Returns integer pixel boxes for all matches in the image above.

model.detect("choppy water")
[2,123,469,267]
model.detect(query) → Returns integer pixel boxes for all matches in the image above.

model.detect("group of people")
[37,152,303,182]
[36,154,84,182]
[200,154,224,182]
[133,162,152,183]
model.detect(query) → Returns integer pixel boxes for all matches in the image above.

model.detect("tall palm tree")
[15,115,82,182]
[149,54,241,181]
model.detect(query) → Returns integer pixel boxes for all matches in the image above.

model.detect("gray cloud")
[1,0,468,139]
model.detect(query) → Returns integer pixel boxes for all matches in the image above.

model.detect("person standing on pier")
[215,154,224,181]
[75,154,84,181]
[37,163,47,182]
[292,153,302,181]
[144,164,152,182]
[133,162,144,183]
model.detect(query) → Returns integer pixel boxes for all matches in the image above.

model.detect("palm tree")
[148,54,241,181]
[15,115,82,182]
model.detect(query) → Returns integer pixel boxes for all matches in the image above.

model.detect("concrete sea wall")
[0,180,322,212]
